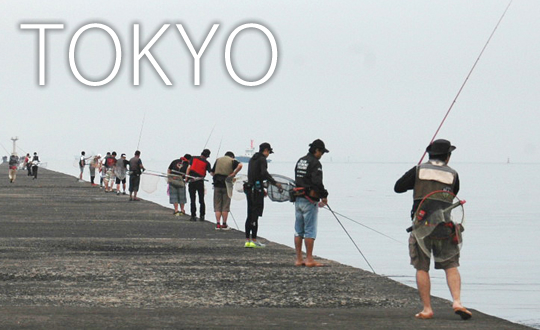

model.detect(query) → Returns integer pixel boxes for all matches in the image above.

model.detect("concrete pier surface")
[0,165,531,329]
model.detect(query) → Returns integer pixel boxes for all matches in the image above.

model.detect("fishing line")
[0,142,10,155]
[136,113,146,150]
[418,0,513,164]
[229,210,240,231]
[326,204,376,274]
[323,207,405,245]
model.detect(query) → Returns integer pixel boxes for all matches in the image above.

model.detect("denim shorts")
[294,197,319,239]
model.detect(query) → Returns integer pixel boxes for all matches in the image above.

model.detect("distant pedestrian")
[394,139,471,320]
[128,150,145,201]
[103,151,117,192]
[167,154,191,216]
[115,153,129,195]
[211,151,242,230]
[186,149,212,221]
[89,154,101,186]
[31,152,40,179]
[79,151,91,182]
[8,153,19,183]
[100,152,110,188]
[243,142,279,248]
[24,153,32,176]
[294,139,329,267]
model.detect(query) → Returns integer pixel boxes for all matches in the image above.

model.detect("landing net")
[412,190,465,262]
[267,174,296,203]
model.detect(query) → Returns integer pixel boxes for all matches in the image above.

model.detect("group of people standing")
[79,150,145,201]
[7,152,40,183]
[75,138,470,321]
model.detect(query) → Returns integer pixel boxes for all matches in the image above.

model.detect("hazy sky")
[1,0,539,164]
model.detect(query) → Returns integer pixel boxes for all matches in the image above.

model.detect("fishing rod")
[136,113,146,150]
[418,0,513,164]
[0,142,10,155]
[144,169,209,182]
[326,204,376,274]
[323,207,404,245]
[203,124,216,150]
[229,210,240,230]
[216,135,223,157]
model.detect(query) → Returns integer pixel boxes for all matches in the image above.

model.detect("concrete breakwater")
[0,165,531,329]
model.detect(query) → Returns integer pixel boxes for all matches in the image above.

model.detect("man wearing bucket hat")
[294,139,329,267]
[394,139,471,321]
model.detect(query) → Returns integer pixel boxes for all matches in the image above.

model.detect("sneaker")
[116,191,120,195]
[215,223,221,230]
[199,217,205,222]
[122,192,127,195]
[252,241,266,248]
[221,223,231,231]
[244,241,254,248]
[190,216,197,222]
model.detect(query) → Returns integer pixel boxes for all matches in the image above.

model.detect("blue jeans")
[295,197,319,239]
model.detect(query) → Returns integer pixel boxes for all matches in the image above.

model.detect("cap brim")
[269,149,274,154]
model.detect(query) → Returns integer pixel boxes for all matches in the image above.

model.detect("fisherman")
[31,152,40,179]
[167,154,191,216]
[128,150,145,201]
[99,152,110,189]
[79,151,91,182]
[8,153,19,183]
[186,149,212,221]
[394,139,471,320]
[103,151,117,192]
[115,153,129,195]
[24,153,32,176]
[243,142,279,248]
[294,139,329,267]
[89,154,101,186]
[211,151,243,230]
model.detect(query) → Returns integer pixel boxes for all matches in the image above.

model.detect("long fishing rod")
[324,207,404,245]
[418,0,513,164]
[326,204,376,274]
[215,135,223,157]
[229,210,240,230]
[203,124,216,150]
[136,113,146,150]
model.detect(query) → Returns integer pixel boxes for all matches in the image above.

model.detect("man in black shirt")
[168,154,191,216]
[244,142,278,248]
[294,139,329,267]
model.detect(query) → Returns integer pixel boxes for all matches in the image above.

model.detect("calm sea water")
[53,159,540,328]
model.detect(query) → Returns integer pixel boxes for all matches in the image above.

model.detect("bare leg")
[180,203,185,213]
[222,211,229,225]
[416,270,434,318]
[294,236,304,266]
[215,211,222,224]
[445,267,463,309]
[174,202,179,213]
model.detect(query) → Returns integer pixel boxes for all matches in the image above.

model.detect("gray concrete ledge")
[0,165,531,329]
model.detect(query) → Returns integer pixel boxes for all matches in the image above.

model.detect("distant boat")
[236,140,271,163]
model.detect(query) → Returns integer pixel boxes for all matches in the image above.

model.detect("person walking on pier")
[186,149,212,221]
[394,139,471,320]
[211,151,242,230]
[243,142,279,248]
[24,153,32,176]
[8,153,19,183]
[294,139,329,267]
[128,150,145,201]
[167,154,191,215]
[31,152,40,179]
